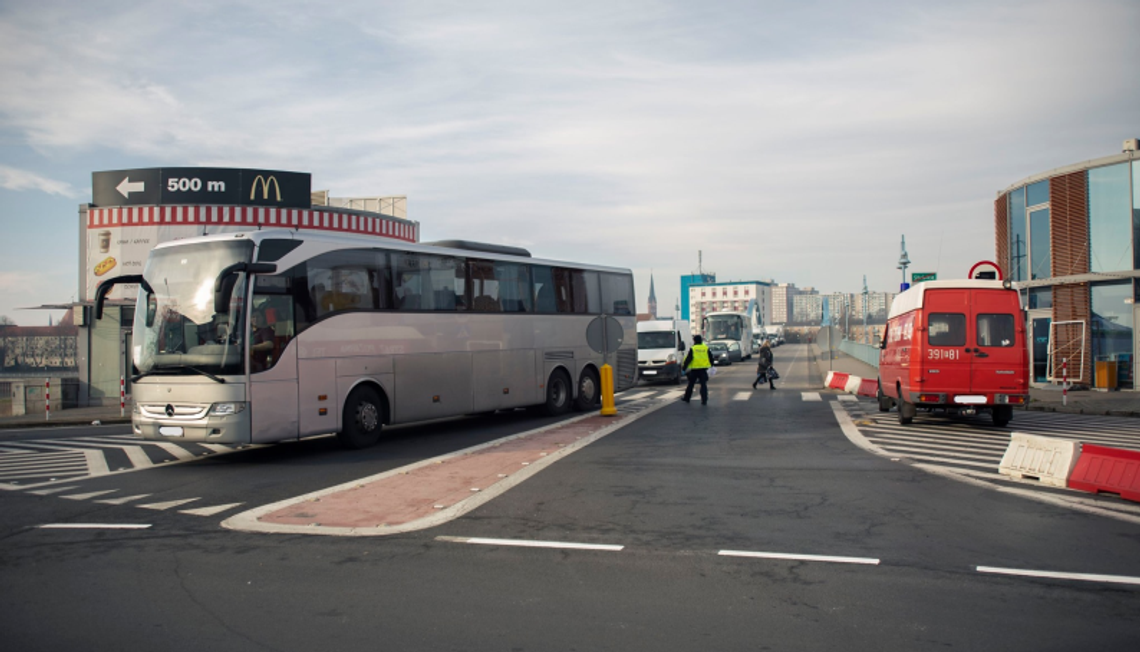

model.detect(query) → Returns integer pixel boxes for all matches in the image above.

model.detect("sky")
[1,0,1138,325]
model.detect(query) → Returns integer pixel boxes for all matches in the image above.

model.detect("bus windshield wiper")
[133,366,226,384]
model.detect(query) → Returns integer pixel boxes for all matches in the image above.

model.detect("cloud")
[0,165,82,197]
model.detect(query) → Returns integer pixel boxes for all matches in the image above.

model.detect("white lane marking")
[977,566,1140,587]
[151,443,197,461]
[84,449,110,477]
[0,456,87,471]
[719,550,880,565]
[0,468,88,481]
[180,503,244,517]
[121,445,155,469]
[733,392,752,401]
[438,536,624,551]
[802,392,821,402]
[38,523,152,530]
[26,486,81,495]
[837,395,857,402]
[0,446,33,454]
[96,494,152,505]
[199,444,236,453]
[62,490,118,501]
[619,391,654,402]
[138,498,200,511]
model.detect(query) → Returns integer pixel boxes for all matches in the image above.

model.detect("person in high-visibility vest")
[681,334,713,405]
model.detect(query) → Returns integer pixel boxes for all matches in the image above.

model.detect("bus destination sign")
[92,167,312,209]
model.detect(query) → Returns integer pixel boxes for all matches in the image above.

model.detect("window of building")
[1026,180,1049,207]
[1091,281,1133,389]
[1028,287,1052,310]
[1089,163,1133,273]
[1030,208,1051,280]
[1009,187,1027,282]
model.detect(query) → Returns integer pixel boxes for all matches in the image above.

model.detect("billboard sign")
[92,168,311,208]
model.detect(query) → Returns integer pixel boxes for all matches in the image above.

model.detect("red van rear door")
[970,290,1026,396]
[922,289,972,396]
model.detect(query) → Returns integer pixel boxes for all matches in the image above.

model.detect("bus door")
[249,284,300,442]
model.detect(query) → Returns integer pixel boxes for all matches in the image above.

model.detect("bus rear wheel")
[338,386,385,449]
[574,367,600,411]
[545,370,572,416]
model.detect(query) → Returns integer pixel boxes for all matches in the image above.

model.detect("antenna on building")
[698,250,703,276]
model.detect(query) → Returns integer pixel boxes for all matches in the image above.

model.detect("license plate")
[954,395,986,405]
[642,370,657,375]
[159,426,184,437]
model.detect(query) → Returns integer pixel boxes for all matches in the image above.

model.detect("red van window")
[928,313,965,346]
[977,314,1015,347]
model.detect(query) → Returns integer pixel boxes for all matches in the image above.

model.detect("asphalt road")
[2,344,1138,651]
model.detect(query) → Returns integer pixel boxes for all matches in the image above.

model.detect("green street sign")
[912,272,937,283]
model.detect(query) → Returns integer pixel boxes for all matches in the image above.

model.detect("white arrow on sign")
[116,177,145,198]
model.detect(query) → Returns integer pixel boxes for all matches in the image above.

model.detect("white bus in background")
[96,229,637,449]
[636,319,692,384]
[703,311,755,360]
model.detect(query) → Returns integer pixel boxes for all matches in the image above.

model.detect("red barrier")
[857,378,878,398]
[1068,444,1140,503]
[826,372,849,390]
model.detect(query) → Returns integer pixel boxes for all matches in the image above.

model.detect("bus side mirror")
[213,263,277,314]
[94,275,152,320]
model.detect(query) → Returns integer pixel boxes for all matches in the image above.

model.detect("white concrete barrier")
[843,375,862,394]
[998,433,1081,488]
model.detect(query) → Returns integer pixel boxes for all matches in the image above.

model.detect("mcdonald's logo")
[249,175,282,202]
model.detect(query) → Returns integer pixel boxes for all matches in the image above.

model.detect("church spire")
[647,272,658,318]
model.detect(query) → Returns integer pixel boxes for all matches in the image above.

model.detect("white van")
[637,319,693,384]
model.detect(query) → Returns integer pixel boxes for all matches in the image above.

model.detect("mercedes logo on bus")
[165,404,175,418]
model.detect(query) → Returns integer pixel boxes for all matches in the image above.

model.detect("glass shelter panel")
[1091,281,1133,389]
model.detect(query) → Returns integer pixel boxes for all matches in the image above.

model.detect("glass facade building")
[997,144,1140,389]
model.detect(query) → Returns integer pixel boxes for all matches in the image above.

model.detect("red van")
[877,280,1029,427]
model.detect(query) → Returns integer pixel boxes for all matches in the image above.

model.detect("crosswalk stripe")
[83,450,110,477]
[121,445,156,469]
[866,436,1006,456]
[139,498,201,511]
[62,490,119,501]
[802,393,822,401]
[837,395,857,402]
[96,494,152,505]
[733,392,752,401]
[180,502,244,517]
[865,432,1010,451]
[26,486,81,495]
[151,443,198,462]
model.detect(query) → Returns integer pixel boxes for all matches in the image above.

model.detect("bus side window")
[469,259,501,312]
[496,262,531,313]
[600,273,634,316]
[532,266,558,313]
[553,268,573,313]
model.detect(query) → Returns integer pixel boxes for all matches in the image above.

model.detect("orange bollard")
[600,363,617,416]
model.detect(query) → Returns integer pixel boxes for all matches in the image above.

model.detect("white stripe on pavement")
[719,550,880,565]
[180,503,244,517]
[977,565,1140,587]
[733,392,753,401]
[438,536,624,551]
[38,523,152,530]
[802,392,821,401]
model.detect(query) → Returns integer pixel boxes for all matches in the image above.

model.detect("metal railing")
[839,339,880,369]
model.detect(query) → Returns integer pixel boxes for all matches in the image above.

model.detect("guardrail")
[839,339,881,369]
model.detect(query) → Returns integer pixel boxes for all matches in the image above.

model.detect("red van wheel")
[876,380,892,412]
[898,400,916,425]
[992,405,1012,428]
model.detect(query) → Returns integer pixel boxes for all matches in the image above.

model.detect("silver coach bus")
[96,229,637,449]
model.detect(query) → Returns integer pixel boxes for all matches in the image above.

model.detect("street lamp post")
[862,275,869,345]
[898,235,911,290]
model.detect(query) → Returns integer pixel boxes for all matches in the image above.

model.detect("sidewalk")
[810,343,1140,418]
[0,404,132,430]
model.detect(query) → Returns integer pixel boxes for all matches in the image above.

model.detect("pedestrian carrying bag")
[707,367,717,378]
[767,367,780,380]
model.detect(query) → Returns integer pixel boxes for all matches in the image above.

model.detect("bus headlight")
[208,402,247,416]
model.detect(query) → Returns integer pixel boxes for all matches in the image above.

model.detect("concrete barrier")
[1068,444,1140,503]
[998,433,1081,488]
[826,372,849,390]
[844,375,862,394]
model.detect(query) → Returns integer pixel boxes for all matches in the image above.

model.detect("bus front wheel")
[545,370,572,416]
[339,386,385,449]
[574,367,600,411]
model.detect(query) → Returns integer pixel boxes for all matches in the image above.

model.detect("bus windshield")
[707,315,743,341]
[133,240,254,376]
